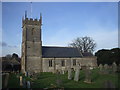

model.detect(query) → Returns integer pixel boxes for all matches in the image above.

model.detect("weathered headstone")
[3,73,9,88]
[103,64,109,74]
[68,68,73,80]
[84,66,92,83]
[56,70,63,87]
[27,81,31,88]
[74,66,80,81]
[112,62,117,73]
[99,64,103,73]
[20,76,23,86]
[22,78,26,88]
[62,70,65,74]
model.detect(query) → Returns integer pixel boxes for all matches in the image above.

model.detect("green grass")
[3,68,119,88]
[7,73,21,88]
[31,68,119,88]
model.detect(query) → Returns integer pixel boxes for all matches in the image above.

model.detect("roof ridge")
[42,46,77,48]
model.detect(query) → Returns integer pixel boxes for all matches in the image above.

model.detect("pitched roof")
[82,52,93,57]
[42,46,82,58]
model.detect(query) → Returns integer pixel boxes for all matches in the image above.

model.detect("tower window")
[61,60,65,66]
[73,59,76,66]
[49,60,52,67]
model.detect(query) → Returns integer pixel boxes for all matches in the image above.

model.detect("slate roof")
[82,52,93,57]
[42,46,82,58]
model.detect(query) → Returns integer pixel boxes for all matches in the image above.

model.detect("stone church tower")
[21,12,42,75]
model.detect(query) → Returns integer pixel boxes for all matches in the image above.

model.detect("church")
[21,13,97,75]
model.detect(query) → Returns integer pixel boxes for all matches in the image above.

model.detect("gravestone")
[20,76,23,86]
[84,66,92,83]
[3,73,9,88]
[103,64,109,74]
[99,64,103,73]
[74,66,80,81]
[22,78,26,88]
[68,68,73,80]
[62,70,65,74]
[27,81,31,88]
[112,62,117,73]
[59,70,62,74]
[56,70,63,87]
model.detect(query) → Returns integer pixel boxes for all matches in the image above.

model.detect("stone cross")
[68,68,73,80]
[112,62,117,73]
[84,65,92,83]
[74,65,80,81]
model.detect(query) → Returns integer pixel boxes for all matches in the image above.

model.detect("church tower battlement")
[22,18,42,26]
[21,11,42,75]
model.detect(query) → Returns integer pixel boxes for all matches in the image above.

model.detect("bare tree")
[5,54,12,60]
[68,36,96,53]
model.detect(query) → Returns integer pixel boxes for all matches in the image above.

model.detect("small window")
[73,59,76,66]
[49,60,52,67]
[61,60,65,66]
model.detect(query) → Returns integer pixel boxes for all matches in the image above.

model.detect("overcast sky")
[1,2,118,57]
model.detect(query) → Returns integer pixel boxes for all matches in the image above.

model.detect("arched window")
[49,60,52,67]
[73,59,76,66]
[61,60,65,66]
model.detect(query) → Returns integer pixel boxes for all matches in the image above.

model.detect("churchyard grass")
[7,73,21,88]
[3,68,119,88]
[31,68,118,88]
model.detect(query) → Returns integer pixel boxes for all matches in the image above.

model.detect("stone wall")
[42,57,97,72]
[26,57,42,74]
[21,17,42,75]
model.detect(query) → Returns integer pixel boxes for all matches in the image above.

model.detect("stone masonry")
[21,13,97,75]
